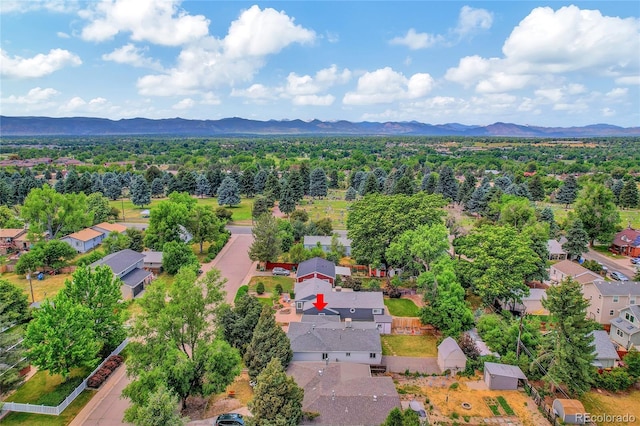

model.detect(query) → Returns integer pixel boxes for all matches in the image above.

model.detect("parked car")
[631,257,640,265]
[215,413,245,426]
[272,267,291,276]
[610,271,630,281]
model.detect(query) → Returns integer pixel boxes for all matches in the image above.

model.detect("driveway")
[206,233,256,304]
[69,365,130,426]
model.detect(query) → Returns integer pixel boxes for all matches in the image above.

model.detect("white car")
[272,267,291,276]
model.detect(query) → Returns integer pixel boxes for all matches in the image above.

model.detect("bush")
[215,207,233,222]
[594,368,634,392]
[87,354,124,389]
[274,283,283,295]
[234,285,249,303]
[77,250,106,266]
[256,281,265,295]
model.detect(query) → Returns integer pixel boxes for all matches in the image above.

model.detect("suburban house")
[552,399,587,425]
[547,237,568,261]
[549,260,601,285]
[609,305,640,350]
[91,249,153,299]
[287,362,401,426]
[437,337,467,375]
[61,228,105,253]
[499,288,548,315]
[142,251,163,274]
[589,330,620,368]
[294,286,385,322]
[296,257,336,285]
[582,280,640,326]
[288,317,382,364]
[610,228,640,257]
[91,222,127,235]
[483,362,527,390]
[303,235,352,256]
[0,228,27,254]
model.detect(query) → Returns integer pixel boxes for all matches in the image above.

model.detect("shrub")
[256,281,265,295]
[449,382,459,390]
[594,368,634,392]
[215,207,233,222]
[274,283,284,295]
[77,250,106,266]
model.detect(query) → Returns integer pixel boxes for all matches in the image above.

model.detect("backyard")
[581,389,640,426]
[384,298,421,317]
[0,271,70,304]
[381,334,438,357]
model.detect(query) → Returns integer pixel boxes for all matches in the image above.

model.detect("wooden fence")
[1,339,128,416]
[523,383,596,426]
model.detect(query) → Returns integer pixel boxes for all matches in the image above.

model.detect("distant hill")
[1,116,639,137]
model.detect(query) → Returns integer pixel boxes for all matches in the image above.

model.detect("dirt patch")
[202,372,253,419]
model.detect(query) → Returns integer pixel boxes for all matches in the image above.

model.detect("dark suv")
[215,413,245,426]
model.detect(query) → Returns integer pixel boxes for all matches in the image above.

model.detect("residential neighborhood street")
[583,248,636,278]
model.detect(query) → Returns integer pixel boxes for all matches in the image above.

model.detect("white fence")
[2,339,128,416]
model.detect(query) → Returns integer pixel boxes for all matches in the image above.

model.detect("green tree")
[151,177,164,198]
[392,175,415,196]
[264,171,282,201]
[252,196,271,219]
[403,408,421,426]
[362,172,380,196]
[436,166,458,202]
[21,184,91,239]
[219,294,263,356]
[421,172,438,194]
[347,193,447,266]
[217,176,240,207]
[130,174,151,208]
[454,225,537,304]
[498,196,536,231]
[24,291,100,379]
[86,192,111,225]
[162,241,199,275]
[539,278,594,395]
[309,167,328,198]
[61,265,126,356]
[248,357,303,426]
[241,169,255,198]
[0,205,23,228]
[125,385,187,426]
[527,175,545,201]
[144,200,189,250]
[457,173,477,205]
[385,223,449,271]
[288,243,311,263]
[556,175,578,208]
[249,214,282,263]
[624,348,640,378]
[244,305,293,380]
[186,205,223,254]
[383,407,404,426]
[126,227,145,252]
[0,280,30,393]
[279,184,297,216]
[123,268,241,409]
[345,186,357,201]
[574,183,620,246]
[619,179,639,209]
[562,218,589,260]
[102,231,131,254]
[0,279,29,324]
[38,239,76,272]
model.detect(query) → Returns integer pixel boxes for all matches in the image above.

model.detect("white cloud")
[616,75,640,85]
[292,94,335,106]
[137,6,316,97]
[102,44,162,70]
[389,28,441,50]
[59,96,112,113]
[446,6,640,94]
[0,48,82,78]
[60,96,88,111]
[231,84,275,101]
[601,107,616,117]
[606,88,628,100]
[0,0,79,14]
[343,67,434,105]
[172,98,195,110]
[455,6,493,37]
[79,0,210,46]
[57,31,70,39]
[3,87,60,104]
[200,92,221,105]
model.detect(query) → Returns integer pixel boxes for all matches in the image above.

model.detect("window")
[625,312,636,323]
[598,295,601,299]
[322,353,328,360]
[369,353,376,359]
[613,296,619,303]
[597,308,600,314]
[631,298,636,305]
[346,353,351,357]
[296,302,303,310]
[617,329,624,337]
[609,310,614,316]
[372,308,382,315]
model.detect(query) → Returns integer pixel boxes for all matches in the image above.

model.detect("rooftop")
[92,222,127,234]
[64,228,104,242]
[288,322,382,353]
[552,259,598,279]
[438,337,466,360]
[142,250,163,264]
[0,229,25,239]
[589,330,620,361]
[297,257,336,280]
[547,238,567,255]
[91,249,145,276]
[121,268,152,288]
[590,280,640,296]
[295,278,333,301]
[553,399,586,416]
[484,362,527,380]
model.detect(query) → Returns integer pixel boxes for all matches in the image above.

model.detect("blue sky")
[1,1,638,127]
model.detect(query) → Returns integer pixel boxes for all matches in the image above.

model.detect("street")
[582,248,636,279]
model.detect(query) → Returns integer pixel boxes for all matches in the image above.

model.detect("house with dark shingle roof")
[296,257,336,285]
[293,282,385,322]
[90,249,153,299]
[288,317,382,365]
[589,330,619,368]
[610,305,640,350]
[60,228,105,253]
[287,362,401,426]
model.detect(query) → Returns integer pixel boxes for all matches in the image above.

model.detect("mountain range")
[1,116,639,137]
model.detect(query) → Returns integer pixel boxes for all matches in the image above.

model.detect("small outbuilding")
[552,399,587,424]
[437,337,467,374]
[483,362,527,390]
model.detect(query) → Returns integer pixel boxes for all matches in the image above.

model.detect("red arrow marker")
[313,293,328,311]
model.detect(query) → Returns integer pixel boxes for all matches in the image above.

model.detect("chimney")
[318,369,323,376]
[373,395,377,402]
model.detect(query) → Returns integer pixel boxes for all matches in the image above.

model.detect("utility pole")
[516,307,525,359]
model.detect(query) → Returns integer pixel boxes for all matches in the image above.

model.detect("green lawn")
[5,367,90,405]
[384,298,421,317]
[297,190,350,229]
[248,276,294,294]
[540,202,640,229]
[1,390,95,426]
[256,297,274,307]
[381,334,438,357]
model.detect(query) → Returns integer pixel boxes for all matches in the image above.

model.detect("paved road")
[582,248,636,278]
[207,234,256,304]
[69,365,130,426]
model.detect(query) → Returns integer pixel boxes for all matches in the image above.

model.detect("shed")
[552,399,587,424]
[437,337,467,374]
[483,362,527,390]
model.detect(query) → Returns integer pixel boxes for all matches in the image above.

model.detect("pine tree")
[539,207,559,238]
[299,162,311,195]
[465,179,490,213]
[195,173,211,198]
[249,214,282,263]
[217,176,240,207]
[241,169,255,198]
[457,173,477,205]
[350,171,366,193]
[540,278,595,395]
[248,358,303,426]
[383,407,404,426]
[562,218,589,260]
[362,172,380,195]
[494,175,512,192]
[151,177,165,198]
[392,175,415,195]
[527,174,545,201]
[130,174,151,208]
[279,185,296,216]
[345,186,357,201]
[328,169,340,189]
[264,171,281,201]
[611,179,624,204]
[309,168,328,198]
[253,169,268,194]
[556,175,578,208]
[288,170,305,202]
[243,305,293,380]
[436,166,458,201]
[421,172,438,194]
[619,179,639,209]
[206,168,223,195]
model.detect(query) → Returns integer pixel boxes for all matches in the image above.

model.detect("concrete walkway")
[382,356,440,374]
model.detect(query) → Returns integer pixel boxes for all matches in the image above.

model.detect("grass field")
[384,298,421,317]
[297,190,350,229]
[581,389,640,426]
[248,276,294,294]
[1,390,95,426]
[381,334,438,357]
[0,271,70,304]
[5,367,90,404]
[541,202,640,229]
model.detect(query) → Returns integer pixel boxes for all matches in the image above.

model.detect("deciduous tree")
[249,214,282,263]
[574,182,620,246]
[144,200,189,250]
[186,205,223,254]
[386,223,449,271]
[162,241,199,275]
[86,192,111,225]
[124,385,187,426]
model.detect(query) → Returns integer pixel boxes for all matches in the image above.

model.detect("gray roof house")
[91,249,153,299]
[288,319,382,365]
[547,238,568,260]
[142,250,163,273]
[287,362,401,426]
[296,257,336,285]
[295,290,385,322]
[437,337,467,374]
[303,235,352,256]
[583,280,640,325]
[483,362,527,390]
[589,330,619,368]
[610,305,640,350]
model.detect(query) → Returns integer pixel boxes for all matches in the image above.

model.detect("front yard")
[248,276,294,295]
[384,298,421,317]
[381,334,438,357]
